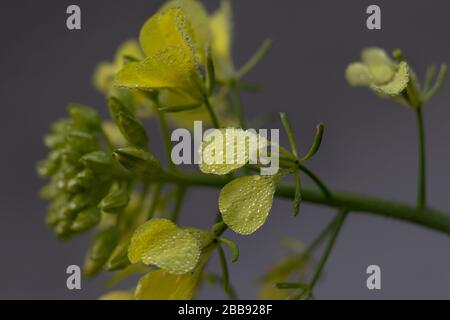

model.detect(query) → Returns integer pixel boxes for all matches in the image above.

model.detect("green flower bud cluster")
[37,103,131,239]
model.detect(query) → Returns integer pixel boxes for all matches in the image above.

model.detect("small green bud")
[206,47,216,96]
[99,185,129,214]
[61,148,83,164]
[116,112,149,148]
[68,193,90,213]
[54,219,74,239]
[106,240,131,271]
[90,227,120,262]
[36,159,58,178]
[107,97,134,120]
[51,118,71,134]
[44,133,65,149]
[113,147,162,177]
[67,103,101,130]
[46,198,65,226]
[71,207,101,233]
[65,131,100,154]
[67,169,96,192]
[39,182,59,199]
[80,151,113,173]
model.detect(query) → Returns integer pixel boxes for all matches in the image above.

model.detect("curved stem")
[156,109,176,171]
[305,216,339,256]
[146,183,162,220]
[147,93,176,171]
[171,185,186,223]
[416,107,426,209]
[159,170,450,236]
[204,96,220,128]
[217,245,230,295]
[297,163,332,200]
[229,83,246,129]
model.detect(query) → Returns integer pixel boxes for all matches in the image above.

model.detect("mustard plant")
[37,0,450,300]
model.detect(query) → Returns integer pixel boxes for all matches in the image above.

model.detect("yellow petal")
[210,0,234,77]
[160,0,210,63]
[92,40,143,95]
[99,290,134,300]
[114,46,204,101]
[345,62,373,86]
[361,47,395,84]
[370,61,410,96]
[135,269,199,300]
[113,39,143,68]
[139,7,195,58]
[128,218,201,275]
[219,175,279,235]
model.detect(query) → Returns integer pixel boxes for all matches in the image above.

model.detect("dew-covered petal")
[160,0,210,63]
[99,290,134,300]
[210,0,234,77]
[219,175,278,235]
[345,62,373,86]
[115,46,204,101]
[135,269,200,300]
[199,128,267,175]
[361,47,396,84]
[139,7,195,58]
[128,218,201,275]
[370,61,409,96]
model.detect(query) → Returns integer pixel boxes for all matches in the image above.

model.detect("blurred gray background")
[1,0,450,299]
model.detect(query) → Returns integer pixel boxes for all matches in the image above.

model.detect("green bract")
[219,175,280,235]
[128,218,201,275]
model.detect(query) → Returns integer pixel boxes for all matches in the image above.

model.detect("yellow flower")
[93,39,143,95]
[345,47,410,96]
[114,6,205,101]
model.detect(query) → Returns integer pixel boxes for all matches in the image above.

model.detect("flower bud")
[36,159,59,178]
[80,151,113,173]
[113,147,162,177]
[67,103,101,130]
[68,193,90,214]
[54,218,74,239]
[107,97,134,120]
[65,131,100,154]
[44,133,65,149]
[71,207,101,233]
[116,112,149,148]
[106,240,131,271]
[99,185,129,214]
[90,227,120,262]
[66,169,96,192]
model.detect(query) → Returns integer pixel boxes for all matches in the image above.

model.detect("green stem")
[217,245,230,295]
[146,183,162,220]
[147,93,176,171]
[305,216,339,256]
[229,83,246,129]
[171,185,186,222]
[236,39,272,79]
[416,107,426,209]
[158,111,176,171]
[158,170,450,235]
[101,127,114,151]
[204,96,221,128]
[308,209,348,293]
[297,163,332,200]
